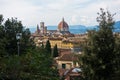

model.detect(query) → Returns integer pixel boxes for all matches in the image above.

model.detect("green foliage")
[0,15,34,56]
[0,15,6,57]
[80,8,117,80]
[0,48,59,80]
[0,55,21,79]
[45,40,51,54]
[53,44,59,57]
[0,14,59,80]
[0,15,3,24]
[114,35,120,79]
[4,18,33,55]
[41,42,44,48]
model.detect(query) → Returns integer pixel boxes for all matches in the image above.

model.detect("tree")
[0,48,59,80]
[0,15,59,80]
[45,40,51,54]
[3,17,34,55]
[53,44,59,57]
[0,55,21,79]
[113,34,120,79]
[81,8,116,80]
[41,42,44,48]
[0,15,6,57]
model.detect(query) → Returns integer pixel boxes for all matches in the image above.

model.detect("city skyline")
[0,0,120,27]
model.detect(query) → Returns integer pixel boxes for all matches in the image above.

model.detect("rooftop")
[57,53,78,61]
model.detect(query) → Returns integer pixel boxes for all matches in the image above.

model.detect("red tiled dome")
[58,18,69,31]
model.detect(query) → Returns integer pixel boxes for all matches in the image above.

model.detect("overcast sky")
[0,0,120,27]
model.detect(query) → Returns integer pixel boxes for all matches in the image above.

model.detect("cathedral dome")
[58,18,69,31]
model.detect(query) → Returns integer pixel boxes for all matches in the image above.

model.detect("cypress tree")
[45,40,51,54]
[53,44,58,57]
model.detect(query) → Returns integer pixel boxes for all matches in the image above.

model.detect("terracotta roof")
[48,37,63,40]
[64,68,82,79]
[62,40,81,44]
[59,49,71,56]
[31,33,42,37]
[59,49,71,52]
[47,30,57,33]
[59,69,68,76]
[59,68,82,79]
[57,53,78,61]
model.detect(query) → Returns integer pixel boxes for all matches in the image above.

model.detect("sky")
[0,0,120,27]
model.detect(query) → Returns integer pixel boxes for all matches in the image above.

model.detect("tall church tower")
[36,24,40,34]
[40,22,44,34]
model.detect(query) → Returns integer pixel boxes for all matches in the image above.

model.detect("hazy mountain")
[114,21,120,32]
[29,21,120,34]
[69,25,86,29]
[114,21,120,29]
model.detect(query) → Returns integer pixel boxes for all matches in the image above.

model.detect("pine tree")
[0,16,34,56]
[53,44,59,57]
[114,34,120,79]
[81,8,116,80]
[0,15,6,57]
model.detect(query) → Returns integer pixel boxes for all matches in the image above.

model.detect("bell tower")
[40,22,44,34]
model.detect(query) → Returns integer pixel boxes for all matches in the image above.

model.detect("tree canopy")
[0,48,59,80]
[0,15,59,80]
[80,8,119,80]
[0,15,34,56]
[53,44,59,57]
[45,40,51,54]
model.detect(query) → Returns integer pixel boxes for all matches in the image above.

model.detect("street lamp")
[16,33,22,56]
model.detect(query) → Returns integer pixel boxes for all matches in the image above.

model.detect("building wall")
[61,43,73,49]
[44,26,47,34]
[40,22,44,34]
[49,40,81,49]
[50,40,62,48]
[57,60,79,69]
[57,61,74,69]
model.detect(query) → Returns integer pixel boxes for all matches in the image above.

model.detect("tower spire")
[37,24,40,34]
[62,17,64,22]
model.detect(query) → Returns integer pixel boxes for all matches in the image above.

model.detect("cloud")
[0,0,119,27]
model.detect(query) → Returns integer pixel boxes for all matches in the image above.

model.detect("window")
[62,64,66,69]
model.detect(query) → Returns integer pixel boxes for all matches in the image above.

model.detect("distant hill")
[69,25,86,29]
[86,21,120,31]
[114,21,120,32]
[114,21,120,29]
[46,25,86,30]
[29,21,120,34]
